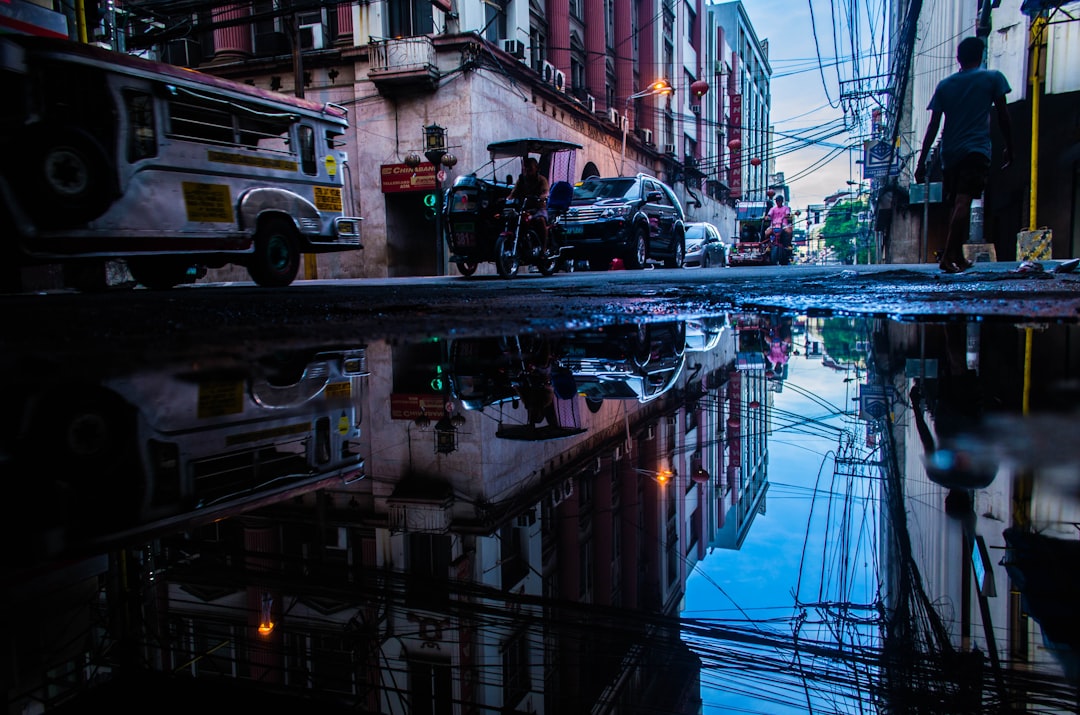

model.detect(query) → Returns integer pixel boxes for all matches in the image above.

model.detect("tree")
[821,199,869,264]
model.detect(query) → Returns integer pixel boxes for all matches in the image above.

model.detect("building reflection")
[8,315,1076,712]
[872,319,1080,705]
[4,317,772,713]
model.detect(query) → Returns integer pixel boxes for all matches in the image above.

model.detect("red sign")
[390,393,446,419]
[380,163,435,193]
[728,94,742,198]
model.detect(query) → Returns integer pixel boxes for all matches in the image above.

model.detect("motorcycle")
[762,222,792,266]
[494,195,570,278]
[444,138,582,277]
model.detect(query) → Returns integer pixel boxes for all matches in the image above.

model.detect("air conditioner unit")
[553,69,566,92]
[586,94,596,113]
[690,104,701,114]
[641,128,653,144]
[501,38,525,59]
[551,480,573,507]
[662,143,676,155]
[299,22,326,50]
[540,60,556,84]
[606,107,620,125]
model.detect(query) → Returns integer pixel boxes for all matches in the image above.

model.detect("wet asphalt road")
[3,261,1080,368]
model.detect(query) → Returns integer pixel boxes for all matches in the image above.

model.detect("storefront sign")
[381,163,435,193]
[390,393,447,419]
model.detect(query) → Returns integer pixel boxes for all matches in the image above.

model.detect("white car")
[684,221,728,268]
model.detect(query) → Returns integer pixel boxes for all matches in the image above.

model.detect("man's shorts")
[943,153,990,201]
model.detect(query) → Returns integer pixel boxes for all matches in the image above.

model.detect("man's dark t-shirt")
[927,67,1011,168]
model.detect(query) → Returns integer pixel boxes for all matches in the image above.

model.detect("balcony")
[368,36,439,96]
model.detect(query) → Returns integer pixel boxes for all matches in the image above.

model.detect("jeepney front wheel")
[249,216,301,287]
[20,125,117,228]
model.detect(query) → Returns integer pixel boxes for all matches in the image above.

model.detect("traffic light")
[422,192,437,221]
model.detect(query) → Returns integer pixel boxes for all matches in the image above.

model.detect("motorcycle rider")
[764,194,793,264]
[508,157,551,255]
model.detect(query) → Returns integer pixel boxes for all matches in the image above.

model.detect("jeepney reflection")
[3,348,368,565]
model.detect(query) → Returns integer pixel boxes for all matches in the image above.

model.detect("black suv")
[556,173,685,270]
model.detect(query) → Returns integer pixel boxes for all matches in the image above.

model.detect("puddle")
[4,312,1077,712]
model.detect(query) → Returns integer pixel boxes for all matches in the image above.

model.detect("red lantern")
[726,417,740,429]
[727,138,741,152]
[748,400,762,409]
[692,467,710,484]
[766,189,776,198]
[690,79,710,97]
[749,157,762,167]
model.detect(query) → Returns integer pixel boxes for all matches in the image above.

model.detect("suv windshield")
[573,178,638,201]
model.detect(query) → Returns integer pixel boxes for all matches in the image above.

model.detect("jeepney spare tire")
[248,215,301,287]
[19,125,117,227]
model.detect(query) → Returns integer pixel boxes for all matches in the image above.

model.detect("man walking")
[914,36,1014,273]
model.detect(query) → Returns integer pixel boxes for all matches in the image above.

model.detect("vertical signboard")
[728,94,742,199]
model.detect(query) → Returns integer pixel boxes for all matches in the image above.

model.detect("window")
[168,98,234,144]
[238,112,293,153]
[298,124,316,175]
[409,659,452,715]
[125,91,157,162]
[500,523,529,589]
[388,0,433,37]
[503,630,531,706]
[483,0,507,42]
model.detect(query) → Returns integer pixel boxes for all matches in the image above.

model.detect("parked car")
[558,173,685,270]
[684,221,727,268]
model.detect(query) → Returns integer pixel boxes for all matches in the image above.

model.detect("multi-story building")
[708,1,772,206]
[2,0,779,278]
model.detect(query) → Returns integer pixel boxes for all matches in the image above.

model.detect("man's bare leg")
[941,192,974,272]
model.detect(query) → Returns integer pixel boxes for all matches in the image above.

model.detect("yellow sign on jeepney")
[324,154,337,177]
[197,381,244,418]
[314,186,343,212]
[183,182,234,223]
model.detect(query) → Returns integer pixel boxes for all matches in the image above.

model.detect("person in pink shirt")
[764,194,793,264]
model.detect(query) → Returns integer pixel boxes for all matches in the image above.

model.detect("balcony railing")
[368,36,439,94]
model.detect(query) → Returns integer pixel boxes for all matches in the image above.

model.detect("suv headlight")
[601,204,633,219]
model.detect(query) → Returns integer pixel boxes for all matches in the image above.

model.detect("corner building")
[115,0,775,278]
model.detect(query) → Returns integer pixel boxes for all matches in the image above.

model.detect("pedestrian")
[764,194,793,265]
[914,36,1014,274]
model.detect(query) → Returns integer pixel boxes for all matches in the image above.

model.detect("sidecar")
[444,137,582,277]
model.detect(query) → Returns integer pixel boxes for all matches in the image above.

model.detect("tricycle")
[444,138,582,277]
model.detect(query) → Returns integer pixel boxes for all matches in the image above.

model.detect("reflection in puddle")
[3,314,1077,712]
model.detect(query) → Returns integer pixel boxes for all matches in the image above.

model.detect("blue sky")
[738,0,893,207]
[684,338,881,712]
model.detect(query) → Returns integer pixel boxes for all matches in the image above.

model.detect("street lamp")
[620,79,674,176]
[418,124,458,275]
